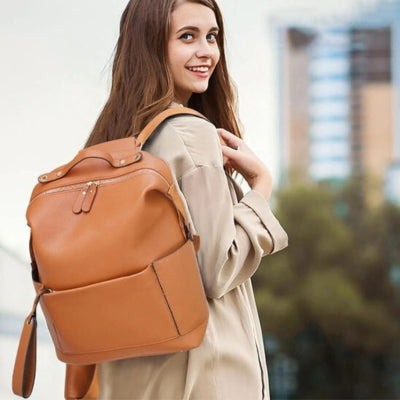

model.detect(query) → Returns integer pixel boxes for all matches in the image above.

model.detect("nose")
[195,39,214,59]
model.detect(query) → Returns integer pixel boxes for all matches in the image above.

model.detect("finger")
[217,129,240,150]
[218,135,227,147]
[217,128,236,142]
[220,148,235,170]
[221,145,241,162]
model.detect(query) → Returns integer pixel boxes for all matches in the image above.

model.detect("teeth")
[188,66,209,73]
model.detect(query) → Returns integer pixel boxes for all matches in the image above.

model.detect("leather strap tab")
[65,364,98,400]
[12,289,50,398]
[193,235,200,252]
[12,315,37,398]
[167,184,199,250]
[167,183,191,229]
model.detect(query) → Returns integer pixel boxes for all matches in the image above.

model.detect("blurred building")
[277,0,400,204]
[309,27,352,181]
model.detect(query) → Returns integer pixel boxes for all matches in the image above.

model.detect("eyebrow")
[176,25,220,34]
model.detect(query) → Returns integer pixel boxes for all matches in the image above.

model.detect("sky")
[0,0,379,260]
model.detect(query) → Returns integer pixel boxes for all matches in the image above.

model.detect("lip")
[186,65,212,77]
[186,65,212,69]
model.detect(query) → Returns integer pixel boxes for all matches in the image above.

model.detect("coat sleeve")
[180,164,288,299]
[147,115,288,299]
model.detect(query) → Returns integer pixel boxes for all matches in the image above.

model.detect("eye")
[179,33,194,41]
[207,32,218,43]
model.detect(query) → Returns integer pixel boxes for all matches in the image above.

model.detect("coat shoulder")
[160,115,224,168]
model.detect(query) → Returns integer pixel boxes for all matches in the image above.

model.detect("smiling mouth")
[187,66,210,73]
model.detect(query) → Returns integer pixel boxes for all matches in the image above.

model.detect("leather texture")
[12,315,37,398]
[65,364,98,400]
[12,108,209,399]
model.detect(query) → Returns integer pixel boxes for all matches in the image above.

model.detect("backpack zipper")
[28,168,189,239]
[30,168,171,214]
[73,181,99,214]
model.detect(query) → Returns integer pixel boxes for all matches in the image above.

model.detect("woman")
[87,0,288,399]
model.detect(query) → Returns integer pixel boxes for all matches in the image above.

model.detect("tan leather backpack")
[12,108,209,399]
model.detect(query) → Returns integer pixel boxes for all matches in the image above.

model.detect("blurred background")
[254,1,400,399]
[1,0,399,399]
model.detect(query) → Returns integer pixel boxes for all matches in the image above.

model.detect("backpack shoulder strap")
[136,107,205,244]
[135,107,205,149]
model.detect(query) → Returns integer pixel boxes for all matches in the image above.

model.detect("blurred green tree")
[255,179,400,398]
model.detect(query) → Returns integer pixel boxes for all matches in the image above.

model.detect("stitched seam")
[151,263,181,336]
[163,118,223,176]
[163,119,198,169]
[255,340,266,399]
[58,318,208,357]
[179,164,227,186]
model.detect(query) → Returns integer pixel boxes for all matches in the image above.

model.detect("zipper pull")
[73,182,98,214]
[82,182,98,213]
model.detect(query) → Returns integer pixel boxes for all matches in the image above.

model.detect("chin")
[192,85,209,95]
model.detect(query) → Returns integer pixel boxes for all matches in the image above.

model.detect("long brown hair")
[85,0,241,147]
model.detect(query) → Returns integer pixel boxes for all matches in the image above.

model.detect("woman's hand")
[217,128,273,201]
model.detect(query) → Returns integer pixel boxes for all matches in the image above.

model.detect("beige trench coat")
[98,111,288,400]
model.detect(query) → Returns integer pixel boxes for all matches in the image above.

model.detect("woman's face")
[167,1,220,105]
